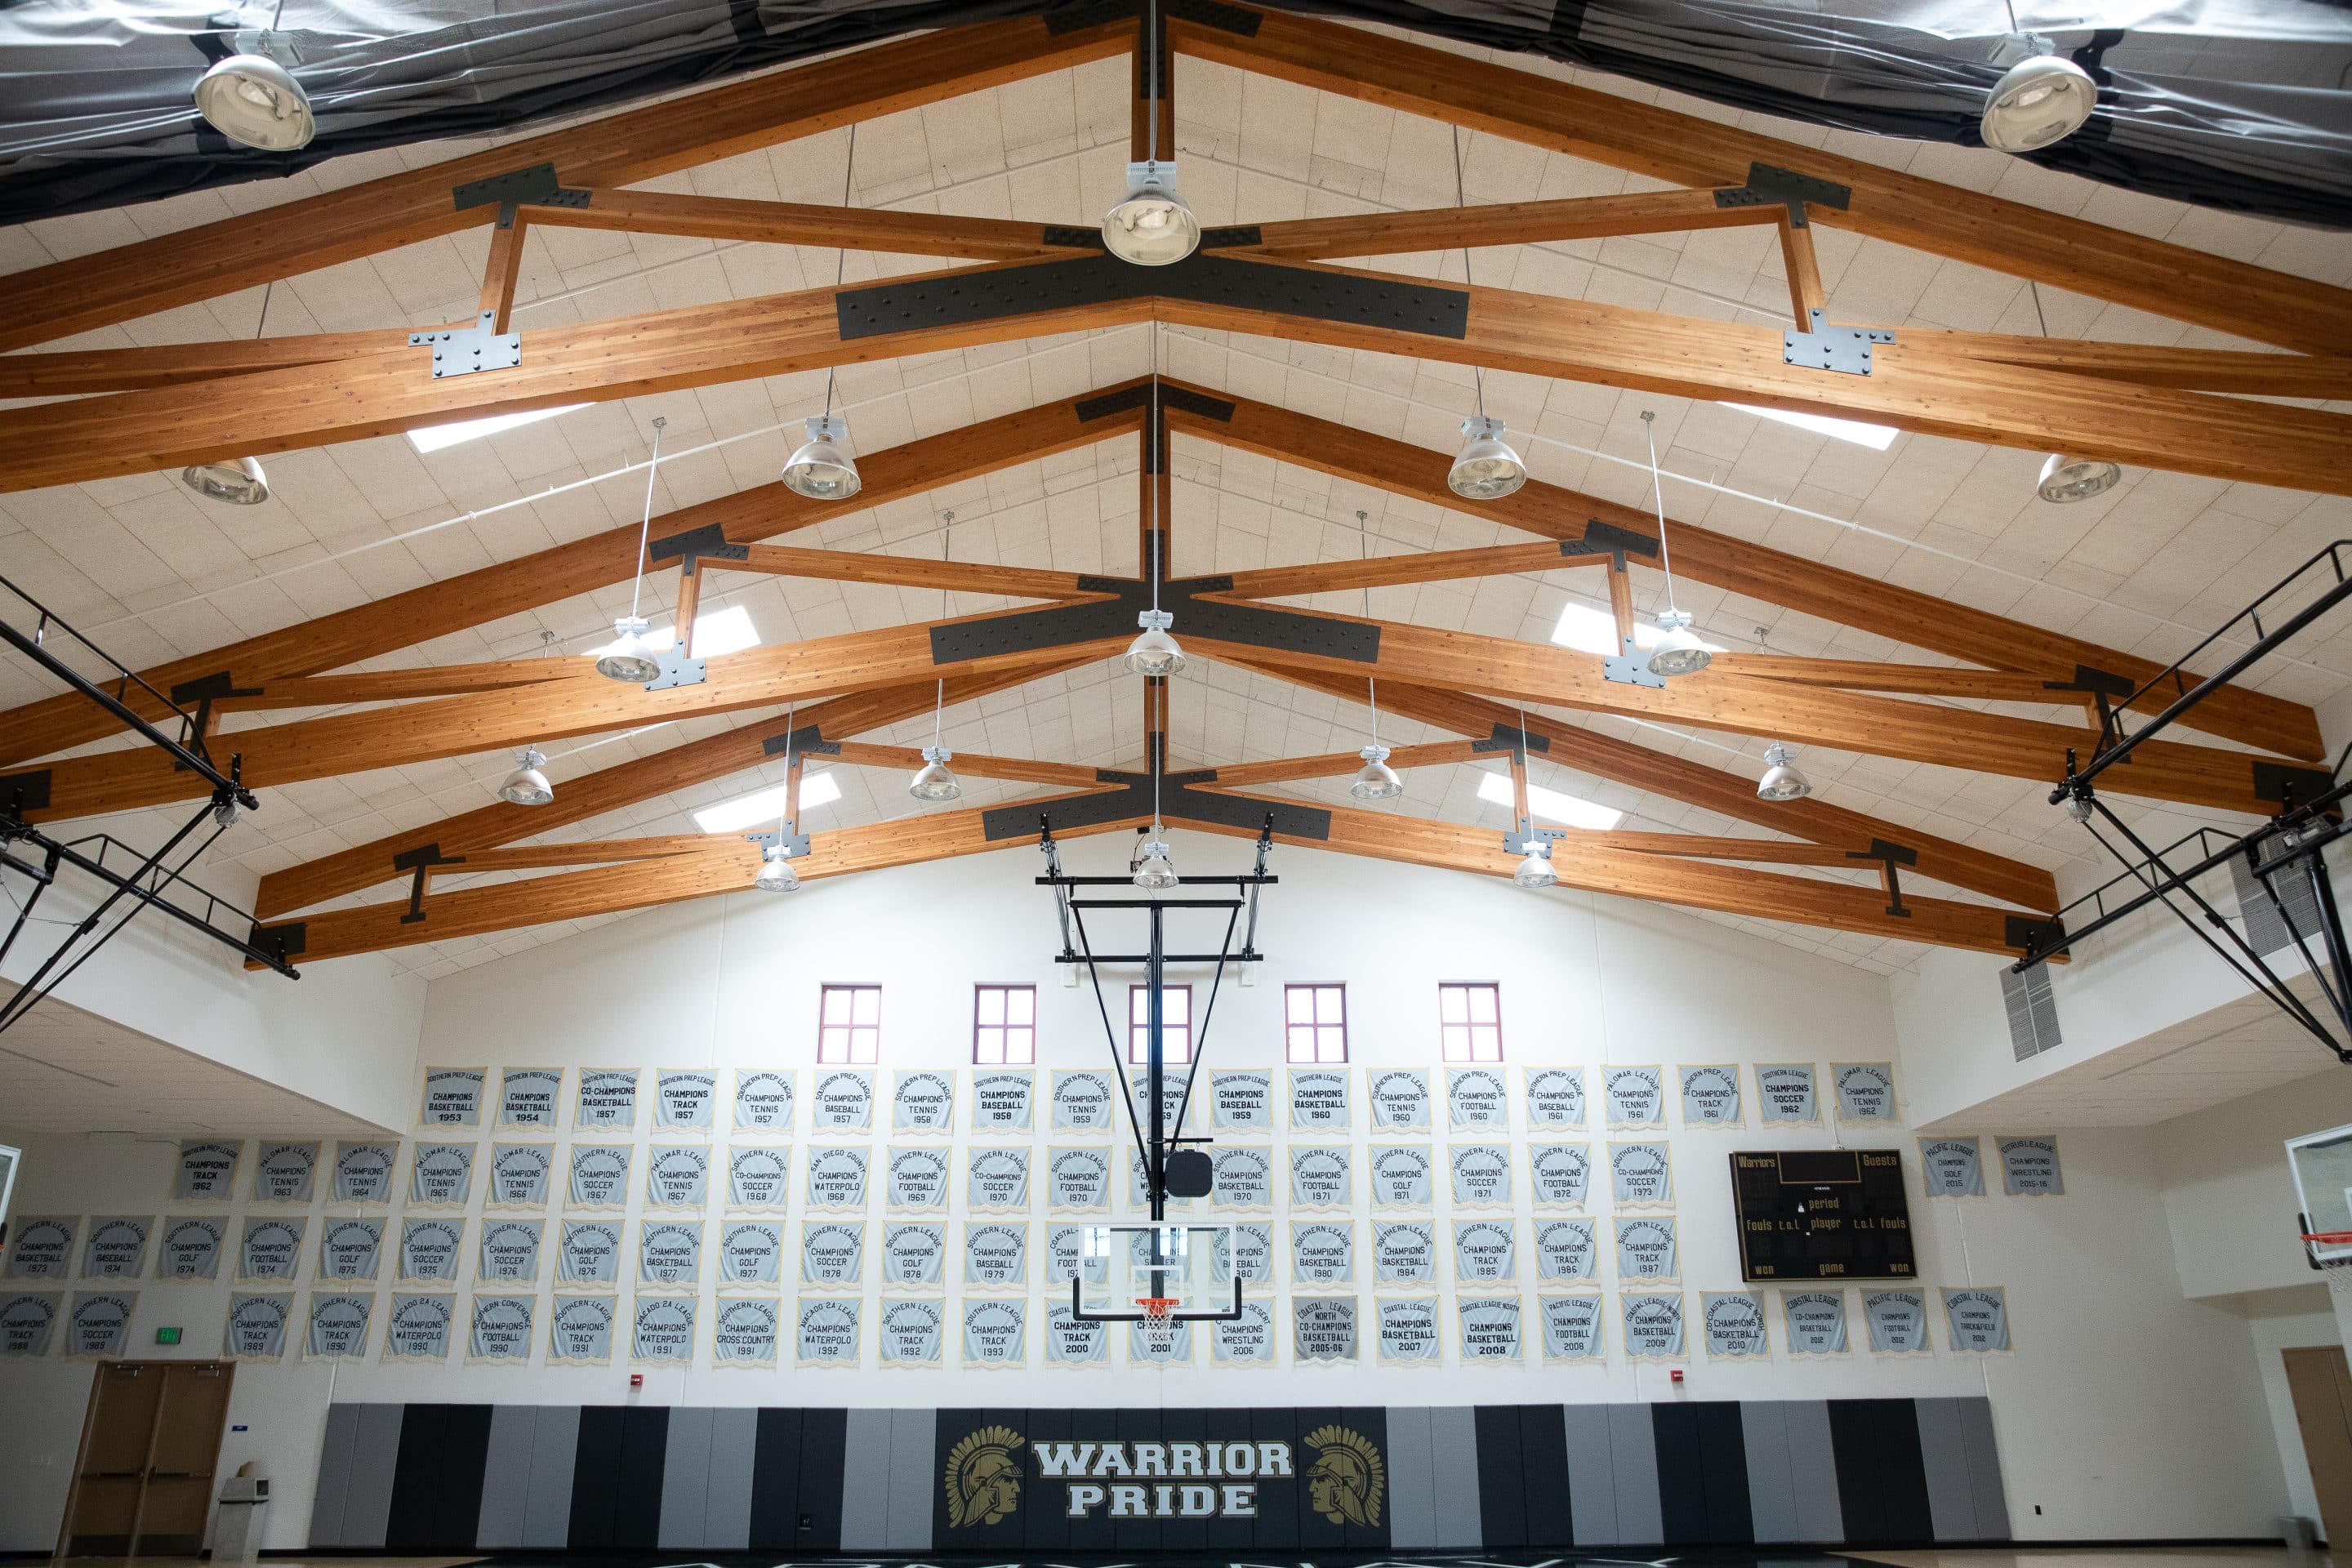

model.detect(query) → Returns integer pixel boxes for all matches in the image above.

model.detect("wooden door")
[2285,1345,2352,1546]
[62,1360,235,1556]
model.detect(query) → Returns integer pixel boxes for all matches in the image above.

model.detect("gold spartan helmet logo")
[944,1425,1025,1528]
[1303,1425,1383,1528]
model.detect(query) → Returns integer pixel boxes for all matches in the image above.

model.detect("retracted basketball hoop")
[2287,1124,2352,1290]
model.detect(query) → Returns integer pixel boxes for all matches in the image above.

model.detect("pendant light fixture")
[1639,410,1713,679]
[181,283,275,506]
[497,747,554,807]
[754,704,803,892]
[1512,842,1558,889]
[194,1,314,151]
[908,513,964,801]
[595,416,669,682]
[1133,683,1179,890]
[1125,370,1187,677]
[1756,742,1812,802]
[1345,514,1405,801]
[1442,128,1527,501]
[785,128,865,500]
[1981,51,2097,154]
[1102,0,1199,267]
[2024,283,2121,502]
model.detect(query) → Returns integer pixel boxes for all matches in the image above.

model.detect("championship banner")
[384,1294,454,1361]
[801,1221,865,1286]
[220,1293,287,1361]
[718,1220,784,1285]
[893,1071,955,1132]
[555,1220,621,1285]
[639,1221,702,1285]
[1041,1303,1107,1365]
[969,1148,1030,1209]
[1209,1147,1271,1209]
[1292,1220,1355,1285]
[305,1294,372,1360]
[1610,1142,1673,1205]
[158,1218,224,1281]
[1294,1297,1357,1362]
[1129,1313,1191,1365]
[1361,1147,1428,1209]
[1941,1286,2011,1352]
[1446,1067,1508,1128]
[1043,1227,1107,1290]
[732,1069,791,1132]
[488,1144,553,1207]
[82,1217,150,1279]
[811,1070,875,1130]
[1047,1147,1111,1211]
[332,1143,396,1204]
[646,1146,710,1206]
[477,1219,542,1284]
[1128,1069,1188,1132]
[0,1293,60,1356]
[1615,1215,1677,1281]
[399,1218,464,1282]
[1459,1297,1522,1361]
[1212,1223,1274,1285]
[1371,1222,1437,1285]
[1050,1069,1116,1131]
[964,1223,1027,1287]
[888,1147,951,1209]
[1523,1067,1585,1128]
[1210,1070,1272,1130]
[630,1297,695,1363]
[1862,1288,1931,1353]
[655,1068,718,1129]
[1679,1065,1742,1127]
[1702,1291,1769,1357]
[253,1140,320,1203]
[806,1147,869,1208]
[317,1218,383,1281]
[1601,1066,1664,1128]
[578,1067,640,1129]
[881,1224,947,1287]
[1290,1068,1351,1131]
[498,1067,564,1129]
[1756,1063,1819,1124]
[879,1298,945,1366]
[1211,1301,1275,1364]
[1453,1219,1516,1283]
[174,1139,242,1200]
[1290,1147,1351,1208]
[1918,1136,1985,1197]
[1998,1135,2065,1196]
[65,1292,136,1358]
[1539,1294,1605,1361]
[1367,1070,1429,1130]
[1376,1297,1441,1363]
[1782,1289,1849,1356]
[5,1217,73,1279]
[971,1071,1034,1132]
[408,1143,473,1205]
[1533,1218,1597,1281]
[1449,1144,1511,1207]
[713,1298,781,1366]
[795,1298,860,1365]
[567,1145,630,1208]
[238,1217,304,1281]
[1833,1062,1900,1122]
[1621,1293,1686,1359]
[420,1067,484,1127]
[548,1296,616,1364]
[727,1146,791,1209]
[1529,1144,1592,1209]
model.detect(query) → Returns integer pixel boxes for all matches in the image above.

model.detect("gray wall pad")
[343,1403,404,1549]
[1428,1405,1483,1548]
[658,1405,715,1548]
[838,1407,895,1550]
[1781,1399,1844,1542]
[1915,1396,1976,1541]
[887,1407,938,1551]
[308,1403,359,1548]
[474,1405,537,1548]
[1740,1401,1798,1545]
[1957,1396,2011,1539]
[1561,1402,1619,1546]
[1385,1405,1437,1549]
[520,1405,580,1548]
[704,1406,757,1550]
[1607,1403,1664,1545]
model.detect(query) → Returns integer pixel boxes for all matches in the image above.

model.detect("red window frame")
[1438,981,1503,1062]
[1285,983,1348,1063]
[817,983,881,1063]
[973,983,1037,1065]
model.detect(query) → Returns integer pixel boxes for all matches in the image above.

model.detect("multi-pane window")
[973,984,1037,1064]
[1438,982,1502,1062]
[1127,984,1193,1065]
[817,983,880,1063]
[1285,984,1348,1063]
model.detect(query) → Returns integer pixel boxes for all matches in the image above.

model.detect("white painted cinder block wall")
[0,833,2296,1549]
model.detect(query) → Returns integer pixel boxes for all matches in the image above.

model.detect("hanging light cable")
[1125,351,1187,677]
[755,702,802,892]
[497,630,559,805]
[595,416,668,681]
[180,281,276,505]
[1347,511,1404,801]
[1102,0,1200,266]
[784,127,865,499]
[194,0,315,150]
[911,511,964,800]
[1509,700,1557,889]
[1444,127,1526,501]
[2025,281,2121,502]
[1639,410,1712,678]
[1747,626,1811,801]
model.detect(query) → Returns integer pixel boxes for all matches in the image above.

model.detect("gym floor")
[32,1550,2318,1568]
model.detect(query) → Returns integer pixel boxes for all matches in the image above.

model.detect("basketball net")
[2303,1231,2352,1296]
[1138,1297,1179,1352]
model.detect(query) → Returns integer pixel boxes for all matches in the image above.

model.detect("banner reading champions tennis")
[935,1416,1389,1539]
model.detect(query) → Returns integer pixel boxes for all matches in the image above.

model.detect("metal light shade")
[1133,838,1181,891]
[2037,452,2121,503]
[497,746,554,806]
[1647,610,1713,678]
[1513,844,1557,889]
[1125,609,1187,677]
[1981,54,2097,154]
[1102,161,1200,266]
[180,456,270,505]
[908,746,963,802]
[1349,744,1405,801]
[194,51,315,150]
[1755,742,1811,802]
[754,845,800,892]
[782,415,862,500]
[595,615,664,683]
[1448,416,1527,500]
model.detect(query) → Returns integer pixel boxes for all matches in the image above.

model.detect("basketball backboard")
[2287,1122,2352,1263]
[1071,1223,1242,1321]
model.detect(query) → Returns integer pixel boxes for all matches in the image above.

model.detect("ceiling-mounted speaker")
[1164,1147,1213,1199]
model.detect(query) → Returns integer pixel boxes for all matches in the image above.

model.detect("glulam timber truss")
[2,0,2349,969]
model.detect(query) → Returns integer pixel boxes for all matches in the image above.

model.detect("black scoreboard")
[1730,1148,1916,1281]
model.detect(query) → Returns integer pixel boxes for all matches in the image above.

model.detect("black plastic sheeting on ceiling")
[0,0,2347,232]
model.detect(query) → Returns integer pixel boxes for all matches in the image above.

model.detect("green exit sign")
[154,1326,181,1345]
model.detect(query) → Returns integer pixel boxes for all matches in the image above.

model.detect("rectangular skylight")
[593,604,763,660]
[408,403,591,453]
[1550,603,1723,660]
[1723,402,1897,451]
[1475,768,1623,831]
[693,770,844,835]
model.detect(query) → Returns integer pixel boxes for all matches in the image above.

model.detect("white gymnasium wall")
[0,831,2296,1547]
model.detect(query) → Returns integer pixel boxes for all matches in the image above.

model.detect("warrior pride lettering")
[1035,1440,1293,1518]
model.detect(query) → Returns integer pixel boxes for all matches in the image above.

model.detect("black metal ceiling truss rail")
[982,767,1330,843]
[931,573,1380,668]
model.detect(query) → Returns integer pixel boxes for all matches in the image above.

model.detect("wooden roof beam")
[519,190,1089,262]
[1236,189,1778,259]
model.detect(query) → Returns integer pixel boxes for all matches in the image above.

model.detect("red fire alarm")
[1668,1368,1685,1383]
[630,1373,644,1388]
